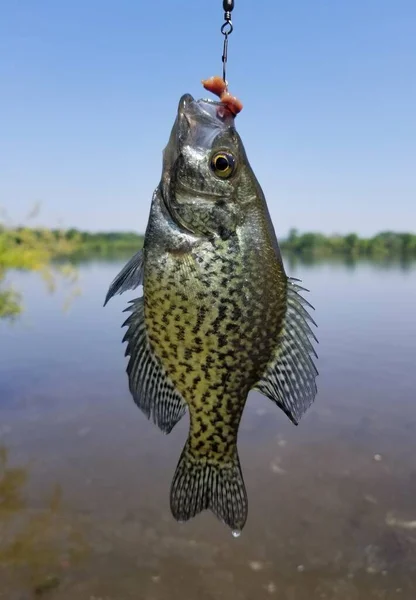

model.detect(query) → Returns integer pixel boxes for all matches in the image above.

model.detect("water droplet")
[232,529,241,538]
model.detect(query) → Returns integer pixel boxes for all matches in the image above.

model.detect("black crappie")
[105,92,318,534]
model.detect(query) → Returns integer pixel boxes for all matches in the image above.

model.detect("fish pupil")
[216,156,229,171]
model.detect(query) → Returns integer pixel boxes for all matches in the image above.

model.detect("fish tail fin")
[170,443,248,533]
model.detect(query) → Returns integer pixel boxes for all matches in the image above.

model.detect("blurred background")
[1,1,415,598]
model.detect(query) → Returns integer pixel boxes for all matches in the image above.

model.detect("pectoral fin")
[104,249,144,306]
[122,297,187,433]
[253,278,318,425]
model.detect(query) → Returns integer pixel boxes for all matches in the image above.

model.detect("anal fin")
[121,297,187,434]
[253,277,319,425]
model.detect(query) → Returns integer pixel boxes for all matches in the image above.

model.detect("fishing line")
[221,0,234,88]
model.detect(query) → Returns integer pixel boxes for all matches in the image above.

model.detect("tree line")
[2,226,416,259]
[281,229,416,259]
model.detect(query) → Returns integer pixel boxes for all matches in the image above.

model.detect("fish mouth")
[177,93,235,141]
[177,93,221,117]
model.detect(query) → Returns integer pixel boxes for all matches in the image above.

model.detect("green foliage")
[0,220,143,319]
[0,287,21,319]
[66,229,144,258]
[281,229,416,259]
[0,219,81,319]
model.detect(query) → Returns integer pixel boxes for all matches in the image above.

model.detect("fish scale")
[105,92,318,533]
[145,232,284,452]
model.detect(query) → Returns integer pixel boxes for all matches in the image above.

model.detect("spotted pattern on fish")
[144,233,287,461]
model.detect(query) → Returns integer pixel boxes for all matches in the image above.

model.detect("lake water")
[1,257,416,599]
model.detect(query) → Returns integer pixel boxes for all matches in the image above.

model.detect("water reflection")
[284,252,416,273]
[0,445,89,596]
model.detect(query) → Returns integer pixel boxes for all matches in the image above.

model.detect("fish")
[104,88,318,534]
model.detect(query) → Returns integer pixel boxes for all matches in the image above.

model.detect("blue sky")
[1,0,415,236]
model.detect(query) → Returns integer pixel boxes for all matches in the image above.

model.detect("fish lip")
[177,93,195,116]
[177,94,194,142]
[177,94,222,117]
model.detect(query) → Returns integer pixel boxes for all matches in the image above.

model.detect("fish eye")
[210,152,236,179]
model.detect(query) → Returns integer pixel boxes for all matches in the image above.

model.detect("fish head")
[161,94,257,240]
